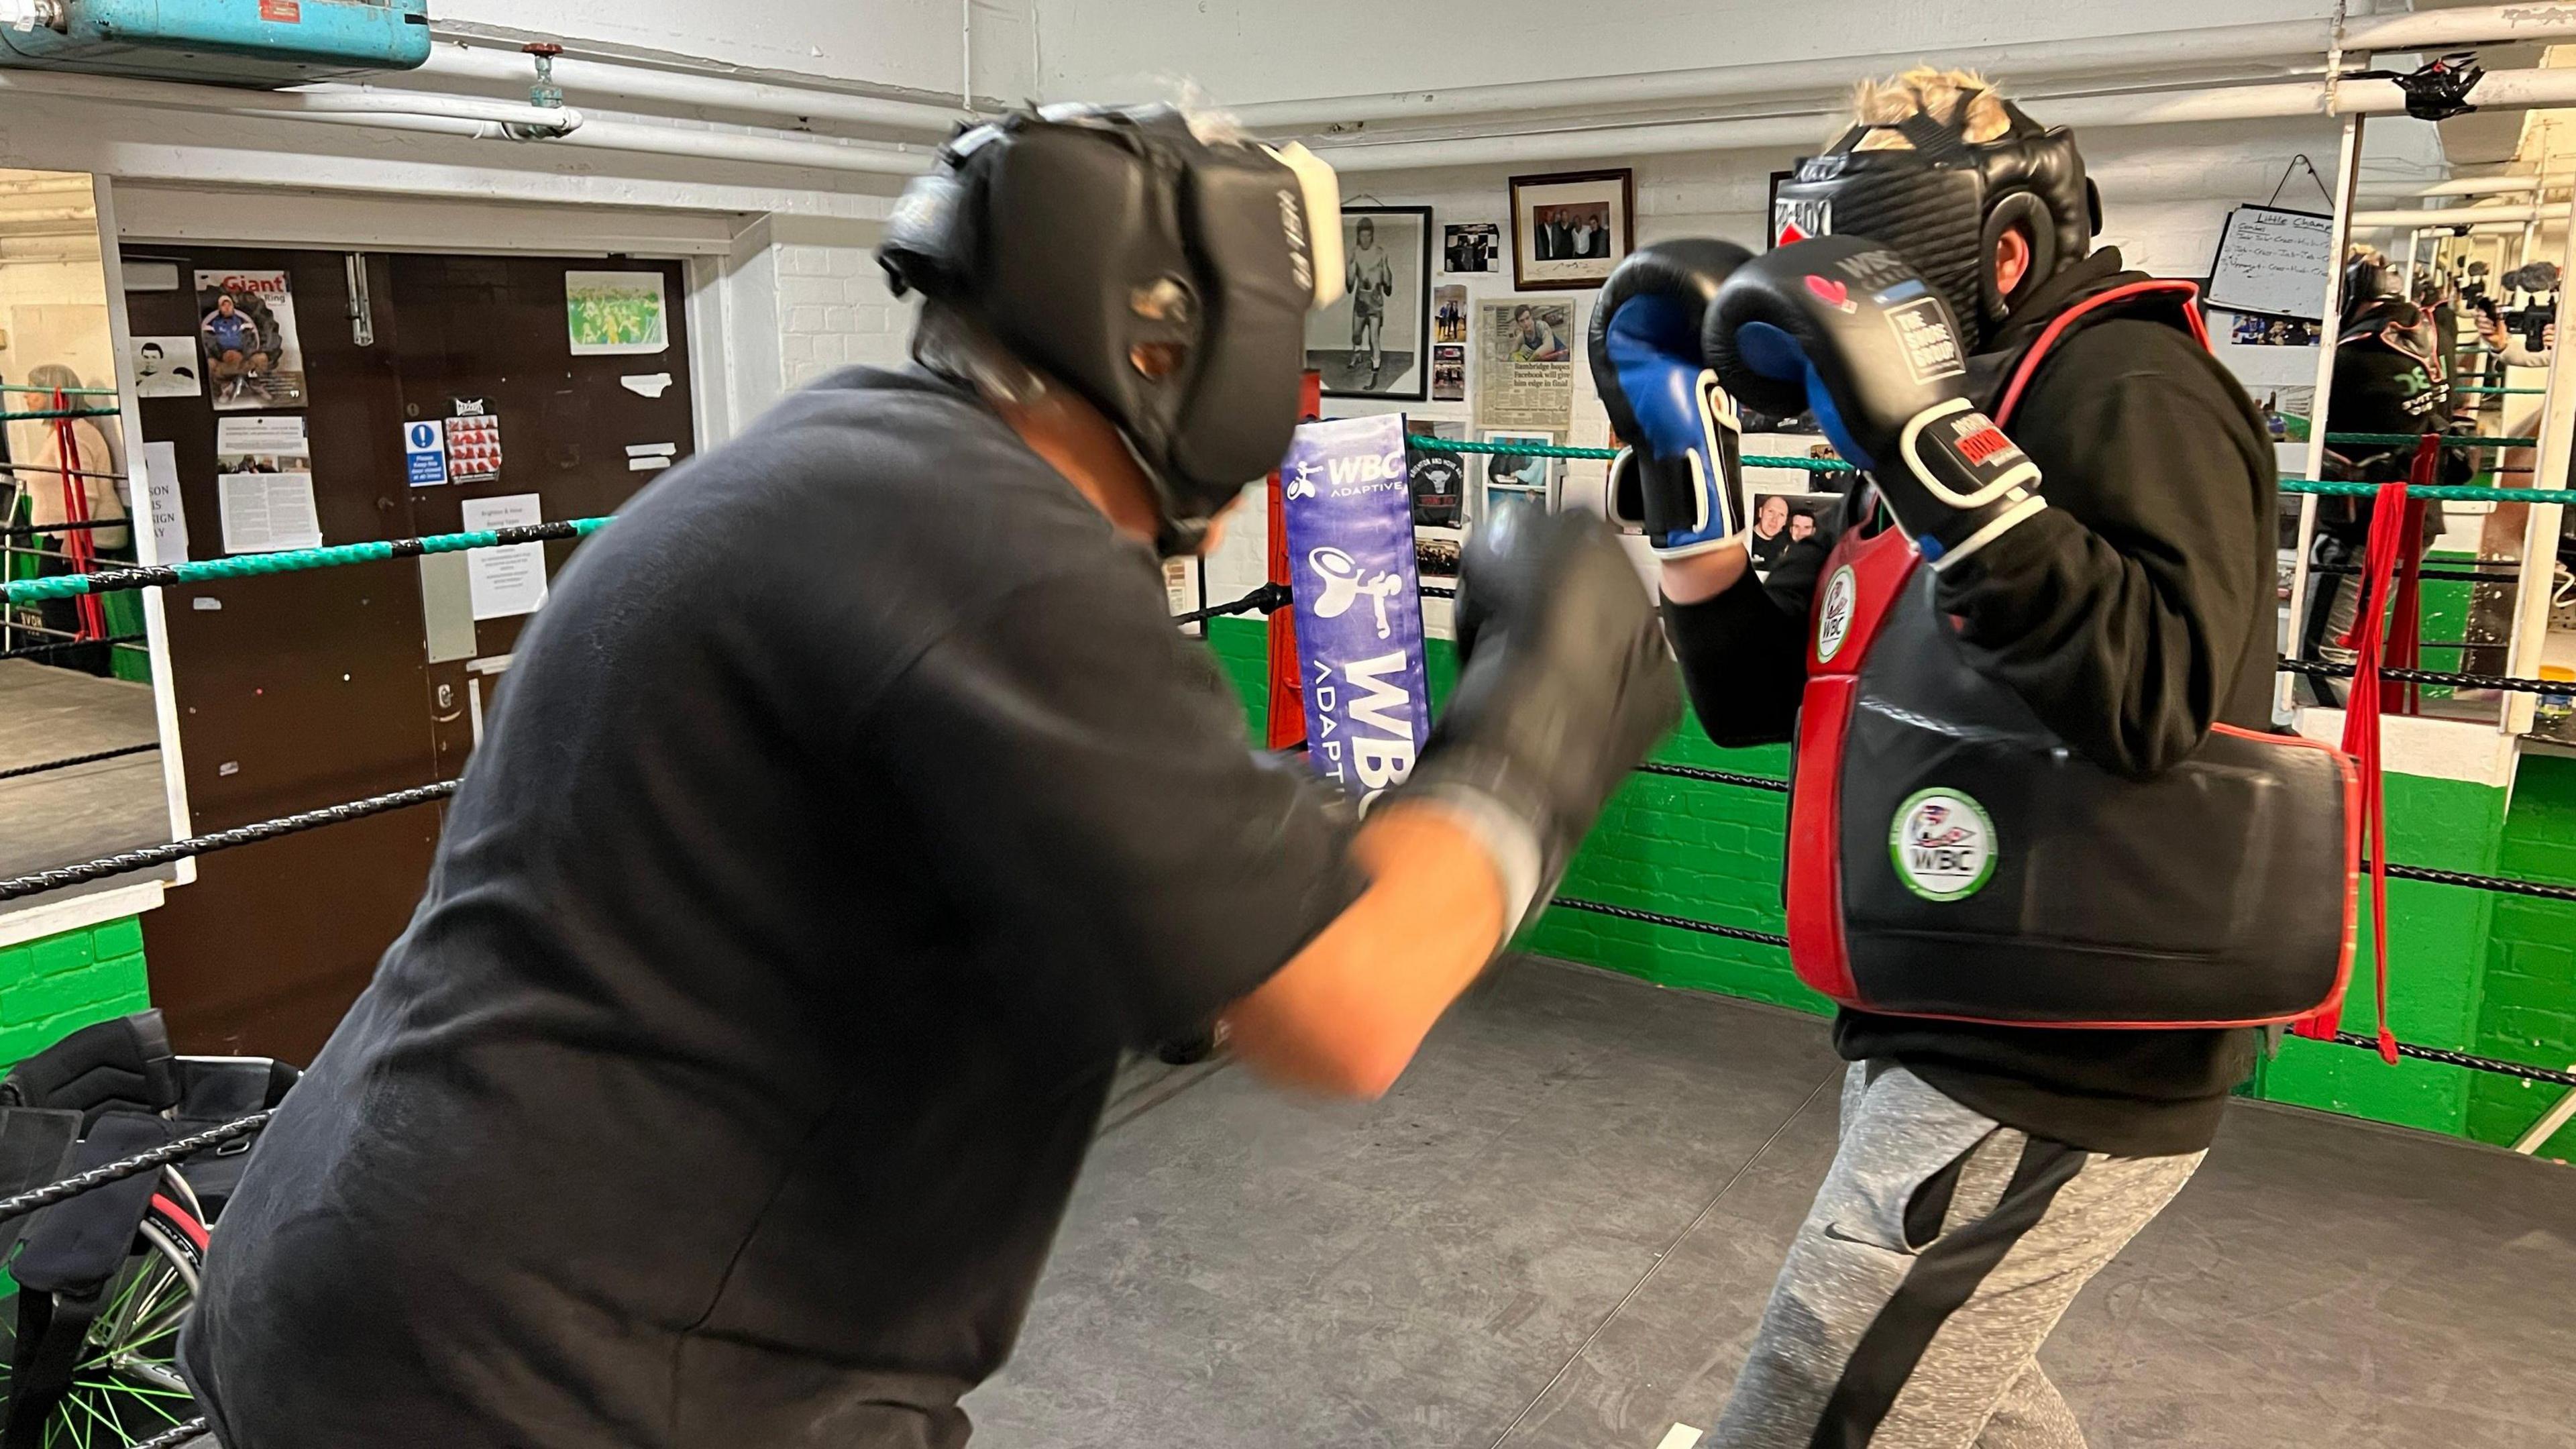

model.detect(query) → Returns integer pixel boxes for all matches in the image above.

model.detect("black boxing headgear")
[879,103,1344,555]
[1771,95,2100,350]
[2341,294,2438,366]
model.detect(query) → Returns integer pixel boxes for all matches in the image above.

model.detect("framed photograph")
[1431,345,1467,402]
[1479,429,1559,518]
[1745,484,1843,577]
[1511,170,1635,290]
[1307,205,1432,400]
[1433,285,1468,343]
[1407,420,1467,534]
[1444,223,1500,273]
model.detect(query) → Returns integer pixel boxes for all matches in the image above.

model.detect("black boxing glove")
[1399,502,1681,934]
[1588,239,1756,558]
[1705,235,2045,571]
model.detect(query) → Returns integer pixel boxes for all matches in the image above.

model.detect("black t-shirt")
[1408,449,1464,527]
[2323,341,2457,538]
[1664,272,2271,1157]
[180,367,1364,1448]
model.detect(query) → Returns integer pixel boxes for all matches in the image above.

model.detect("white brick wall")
[773,233,913,389]
[716,215,918,435]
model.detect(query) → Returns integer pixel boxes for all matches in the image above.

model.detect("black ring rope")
[0,632,147,663]
[2277,657,2569,696]
[0,779,458,903]
[1636,761,1794,793]
[0,1112,269,1227]
[2342,1035,2576,1088]
[1171,581,1289,628]
[1553,894,1792,948]
[2382,861,2576,903]
[0,741,160,783]
[0,517,127,541]
[2304,563,2527,584]
[126,1420,211,1449]
[1552,898,2576,1089]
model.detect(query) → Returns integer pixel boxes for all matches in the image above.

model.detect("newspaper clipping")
[1474,299,1573,434]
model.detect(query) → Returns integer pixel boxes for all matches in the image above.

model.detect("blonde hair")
[1846,67,2012,151]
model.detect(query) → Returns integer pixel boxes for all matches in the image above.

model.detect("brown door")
[131,248,693,1061]
[386,254,696,772]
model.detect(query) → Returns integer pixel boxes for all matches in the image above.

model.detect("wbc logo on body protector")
[1890,788,1996,902]
[1816,564,1857,663]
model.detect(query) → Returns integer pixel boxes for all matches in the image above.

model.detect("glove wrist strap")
[1928,494,2048,572]
[1399,782,1548,941]
[1898,398,2041,509]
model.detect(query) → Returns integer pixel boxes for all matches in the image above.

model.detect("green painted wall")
[0,916,153,1065]
[2471,754,2576,1157]
[1204,616,2575,1149]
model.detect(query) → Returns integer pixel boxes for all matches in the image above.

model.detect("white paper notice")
[460,492,549,621]
[215,415,307,454]
[212,413,319,553]
[216,472,322,554]
[139,441,189,566]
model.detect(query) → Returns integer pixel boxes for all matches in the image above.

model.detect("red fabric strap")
[2295,436,2431,1062]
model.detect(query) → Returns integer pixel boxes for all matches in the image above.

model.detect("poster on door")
[194,269,307,411]
[446,400,502,483]
[565,270,669,356]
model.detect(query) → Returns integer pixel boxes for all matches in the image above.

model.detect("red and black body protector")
[1786,282,2362,1028]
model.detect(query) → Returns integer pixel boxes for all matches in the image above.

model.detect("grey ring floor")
[0,658,171,888]
[966,957,2576,1448]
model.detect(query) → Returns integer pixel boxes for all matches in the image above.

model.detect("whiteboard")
[2205,205,2335,321]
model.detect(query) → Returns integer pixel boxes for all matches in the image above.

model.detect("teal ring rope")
[2,518,612,606]
[0,407,120,421]
[1405,435,2573,504]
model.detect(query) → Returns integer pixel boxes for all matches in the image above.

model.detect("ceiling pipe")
[1232,20,2339,133]
[412,40,968,136]
[545,119,933,176]
[0,66,582,132]
[2340,1,2576,51]
[1238,3,2576,136]
[0,67,936,178]
[2351,203,2542,227]
[1319,67,2576,174]
[2359,176,2546,199]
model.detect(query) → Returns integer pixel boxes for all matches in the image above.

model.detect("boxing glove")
[1705,235,2045,571]
[1401,502,1680,934]
[1589,240,1756,558]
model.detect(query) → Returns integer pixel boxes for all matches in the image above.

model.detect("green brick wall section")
[1203,617,2561,1148]
[2470,753,2576,1156]
[0,916,153,1067]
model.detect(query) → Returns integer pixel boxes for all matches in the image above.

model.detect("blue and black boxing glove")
[1704,235,2046,572]
[1587,240,1756,559]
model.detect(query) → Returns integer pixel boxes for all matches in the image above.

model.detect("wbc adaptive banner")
[1281,414,1432,806]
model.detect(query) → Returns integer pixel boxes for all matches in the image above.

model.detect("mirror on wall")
[0,168,182,914]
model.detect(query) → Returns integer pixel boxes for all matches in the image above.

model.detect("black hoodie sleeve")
[1662,533,1831,749]
[1931,320,2271,779]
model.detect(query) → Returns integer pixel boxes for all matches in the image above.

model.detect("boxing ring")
[0,429,2569,1444]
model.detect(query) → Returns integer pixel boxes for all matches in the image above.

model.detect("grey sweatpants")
[1701,1063,2204,1448]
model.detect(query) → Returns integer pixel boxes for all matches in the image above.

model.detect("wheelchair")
[0,1010,296,1448]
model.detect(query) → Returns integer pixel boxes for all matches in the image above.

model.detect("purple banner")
[1281,414,1433,806]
